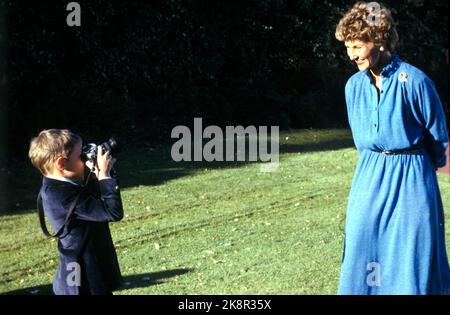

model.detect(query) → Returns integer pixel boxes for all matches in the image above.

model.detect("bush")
[1,0,447,164]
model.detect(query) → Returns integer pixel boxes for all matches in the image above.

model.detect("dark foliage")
[0,0,448,165]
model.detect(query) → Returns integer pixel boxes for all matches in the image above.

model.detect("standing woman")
[335,2,450,294]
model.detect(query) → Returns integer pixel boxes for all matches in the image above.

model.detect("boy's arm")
[73,178,124,222]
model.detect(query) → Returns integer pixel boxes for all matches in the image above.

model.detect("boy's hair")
[28,129,81,175]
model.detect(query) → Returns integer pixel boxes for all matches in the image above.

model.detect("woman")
[335,2,450,294]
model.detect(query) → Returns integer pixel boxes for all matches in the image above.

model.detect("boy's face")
[62,140,85,181]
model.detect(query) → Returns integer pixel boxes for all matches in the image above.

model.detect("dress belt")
[370,147,423,155]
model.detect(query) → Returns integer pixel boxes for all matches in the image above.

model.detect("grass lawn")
[1,128,449,294]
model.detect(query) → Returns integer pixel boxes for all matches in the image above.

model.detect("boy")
[28,129,123,295]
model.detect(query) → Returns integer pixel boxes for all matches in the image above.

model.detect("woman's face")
[344,40,381,72]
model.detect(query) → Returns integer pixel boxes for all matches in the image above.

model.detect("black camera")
[81,137,119,162]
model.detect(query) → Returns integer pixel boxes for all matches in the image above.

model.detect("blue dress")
[338,55,450,294]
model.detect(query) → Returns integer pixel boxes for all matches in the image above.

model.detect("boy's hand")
[96,146,116,180]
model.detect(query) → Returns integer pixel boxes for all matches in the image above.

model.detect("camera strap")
[37,171,95,238]
[37,190,83,238]
[36,181,85,237]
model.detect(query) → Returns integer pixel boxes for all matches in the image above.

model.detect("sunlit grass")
[1,129,449,295]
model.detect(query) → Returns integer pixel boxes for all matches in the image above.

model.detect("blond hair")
[28,129,81,175]
[335,1,398,52]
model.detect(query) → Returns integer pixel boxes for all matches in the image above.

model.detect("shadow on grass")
[1,268,192,295]
[1,129,354,216]
[111,132,355,189]
[279,137,354,155]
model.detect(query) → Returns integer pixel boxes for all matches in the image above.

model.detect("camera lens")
[101,137,119,154]
[81,143,97,162]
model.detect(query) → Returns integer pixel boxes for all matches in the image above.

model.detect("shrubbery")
[0,0,447,164]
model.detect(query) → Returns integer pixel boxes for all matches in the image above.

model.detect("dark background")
[0,0,448,166]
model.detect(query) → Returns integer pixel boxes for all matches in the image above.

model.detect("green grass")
[1,129,449,295]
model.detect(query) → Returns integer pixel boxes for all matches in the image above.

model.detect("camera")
[81,137,119,163]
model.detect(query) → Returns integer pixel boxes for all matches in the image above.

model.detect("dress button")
[374,124,377,127]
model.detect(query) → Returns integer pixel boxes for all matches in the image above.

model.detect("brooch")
[398,72,408,83]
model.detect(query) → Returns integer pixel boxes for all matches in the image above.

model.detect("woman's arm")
[415,76,449,169]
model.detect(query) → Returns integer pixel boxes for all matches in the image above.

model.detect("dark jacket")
[39,176,123,295]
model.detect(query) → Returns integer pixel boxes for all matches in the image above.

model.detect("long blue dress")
[338,55,450,294]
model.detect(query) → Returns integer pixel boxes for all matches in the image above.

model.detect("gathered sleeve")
[415,76,449,169]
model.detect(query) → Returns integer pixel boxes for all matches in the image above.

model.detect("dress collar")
[380,54,401,77]
[365,54,402,79]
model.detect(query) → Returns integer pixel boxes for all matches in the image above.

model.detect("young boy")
[28,129,123,295]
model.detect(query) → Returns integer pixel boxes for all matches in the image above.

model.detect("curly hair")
[335,2,398,52]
